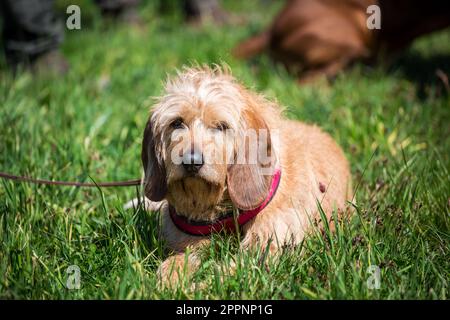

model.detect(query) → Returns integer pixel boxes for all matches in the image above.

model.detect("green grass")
[0,0,449,299]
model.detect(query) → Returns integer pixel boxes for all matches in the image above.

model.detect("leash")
[0,171,141,188]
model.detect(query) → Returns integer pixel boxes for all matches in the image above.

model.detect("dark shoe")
[100,5,143,26]
[117,7,143,26]
[30,50,70,76]
[184,0,230,26]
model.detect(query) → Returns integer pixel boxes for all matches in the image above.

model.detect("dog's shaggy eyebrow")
[153,76,243,131]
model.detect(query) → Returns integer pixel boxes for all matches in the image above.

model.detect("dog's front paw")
[157,260,183,289]
[157,253,200,289]
[123,197,165,211]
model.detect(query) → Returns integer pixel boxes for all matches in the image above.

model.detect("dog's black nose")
[182,150,203,173]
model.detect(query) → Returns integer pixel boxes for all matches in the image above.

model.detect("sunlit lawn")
[0,0,449,299]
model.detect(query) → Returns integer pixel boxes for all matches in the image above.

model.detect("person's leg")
[1,0,67,73]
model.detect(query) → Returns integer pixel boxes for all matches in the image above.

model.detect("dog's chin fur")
[166,176,232,222]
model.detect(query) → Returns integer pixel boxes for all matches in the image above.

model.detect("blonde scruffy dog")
[141,65,352,285]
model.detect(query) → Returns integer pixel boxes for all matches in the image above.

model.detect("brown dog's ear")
[142,118,167,201]
[227,109,274,210]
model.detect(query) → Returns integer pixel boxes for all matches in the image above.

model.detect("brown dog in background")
[233,0,450,82]
[141,66,352,285]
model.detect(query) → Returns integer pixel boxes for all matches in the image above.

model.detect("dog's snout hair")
[181,147,204,173]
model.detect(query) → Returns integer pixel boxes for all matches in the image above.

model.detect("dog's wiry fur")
[142,65,352,285]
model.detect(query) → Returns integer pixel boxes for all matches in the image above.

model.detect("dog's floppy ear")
[227,108,274,210]
[142,117,167,201]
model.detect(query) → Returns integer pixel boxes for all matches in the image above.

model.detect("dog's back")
[234,0,450,82]
[278,119,352,219]
[234,0,372,81]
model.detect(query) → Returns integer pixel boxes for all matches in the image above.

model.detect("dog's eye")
[214,121,229,131]
[170,118,184,129]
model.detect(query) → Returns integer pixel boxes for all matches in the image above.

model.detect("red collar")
[169,168,281,236]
